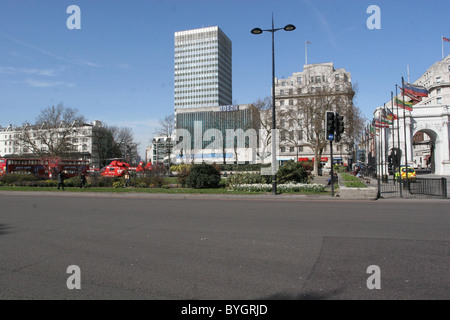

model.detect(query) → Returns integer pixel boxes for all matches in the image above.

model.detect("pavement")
[1,193,449,300]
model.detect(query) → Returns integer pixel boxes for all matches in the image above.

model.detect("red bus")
[0,158,90,179]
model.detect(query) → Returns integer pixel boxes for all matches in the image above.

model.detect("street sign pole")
[330,139,334,197]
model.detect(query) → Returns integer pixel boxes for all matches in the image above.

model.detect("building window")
[281,147,286,153]
[281,81,285,86]
[289,99,293,105]
[280,100,285,106]
[436,76,441,84]
[436,88,441,94]
[297,76,302,84]
[299,146,304,152]
[315,76,321,83]
[290,147,295,153]
[437,97,442,104]
[335,74,340,81]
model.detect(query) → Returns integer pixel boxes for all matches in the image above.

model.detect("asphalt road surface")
[0,192,449,300]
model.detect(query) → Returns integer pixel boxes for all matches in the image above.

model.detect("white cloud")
[25,78,74,88]
[0,32,102,68]
[0,65,66,77]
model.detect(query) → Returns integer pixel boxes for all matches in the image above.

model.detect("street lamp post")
[251,16,295,195]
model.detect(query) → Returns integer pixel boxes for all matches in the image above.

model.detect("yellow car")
[394,166,416,181]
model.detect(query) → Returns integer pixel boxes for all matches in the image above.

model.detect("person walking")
[57,170,66,191]
[80,173,87,188]
[124,171,131,187]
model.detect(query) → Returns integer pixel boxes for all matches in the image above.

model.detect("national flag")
[386,107,398,121]
[394,97,413,111]
[369,124,375,136]
[306,41,311,44]
[374,120,389,128]
[403,82,428,97]
[443,37,450,42]
[381,117,392,125]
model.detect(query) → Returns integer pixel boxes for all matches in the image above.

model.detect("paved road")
[0,191,449,300]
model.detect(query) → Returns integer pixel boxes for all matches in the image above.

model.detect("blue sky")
[1,0,449,158]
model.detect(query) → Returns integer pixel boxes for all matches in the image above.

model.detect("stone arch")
[412,129,436,173]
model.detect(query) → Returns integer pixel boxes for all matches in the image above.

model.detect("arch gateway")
[390,104,450,175]
[374,56,450,176]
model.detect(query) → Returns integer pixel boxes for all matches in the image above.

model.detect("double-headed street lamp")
[251,17,296,195]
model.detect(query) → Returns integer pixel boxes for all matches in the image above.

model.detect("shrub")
[175,164,192,187]
[113,181,125,188]
[65,176,82,188]
[277,160,309,184]
[0,173,38,186]
[334,165,348,173]
[185,163,221,189]
[226,173,271,188]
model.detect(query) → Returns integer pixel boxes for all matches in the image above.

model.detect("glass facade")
[174,26,232,109]
[176,106,259,150]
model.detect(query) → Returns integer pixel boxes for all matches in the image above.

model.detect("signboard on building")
[218,105,239,112]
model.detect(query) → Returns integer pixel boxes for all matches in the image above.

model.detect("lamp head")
[251,28,263,35]
[284,24,296,31]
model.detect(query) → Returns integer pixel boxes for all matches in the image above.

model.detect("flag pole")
[396,84,403,197]
[402,77,409,181]
[391,91,395,175]
[407,65,410,83]
[381,105,385,181]
[442,36,444,60]
[305,41,309,65]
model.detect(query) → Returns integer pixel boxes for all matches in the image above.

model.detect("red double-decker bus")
[0,158,90,179]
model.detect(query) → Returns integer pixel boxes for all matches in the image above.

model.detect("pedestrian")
[80,173,87,188]
[124,171,130,187]
[57,170,65,191]
[327,172,338,185]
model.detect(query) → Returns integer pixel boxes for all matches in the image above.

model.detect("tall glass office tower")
[174,26,232,109]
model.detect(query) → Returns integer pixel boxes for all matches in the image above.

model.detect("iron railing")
[378,177,447,199]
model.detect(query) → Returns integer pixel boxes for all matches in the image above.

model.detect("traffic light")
[325,111,335,140]
[335,113,344,142]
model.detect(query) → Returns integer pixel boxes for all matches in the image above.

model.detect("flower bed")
[230,183,325,193]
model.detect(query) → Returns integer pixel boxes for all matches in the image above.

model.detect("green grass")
[341,173,360,181]
[344,181,367,188]
[340,173,367,188]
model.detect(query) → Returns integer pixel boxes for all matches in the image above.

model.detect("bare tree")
[279,106,304,162]
[296,82,357,175]
[15,104,86,159]
[154,114,175,167]
[252,97,282,164]
[110,126,138,163]
[91,125,139,167]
